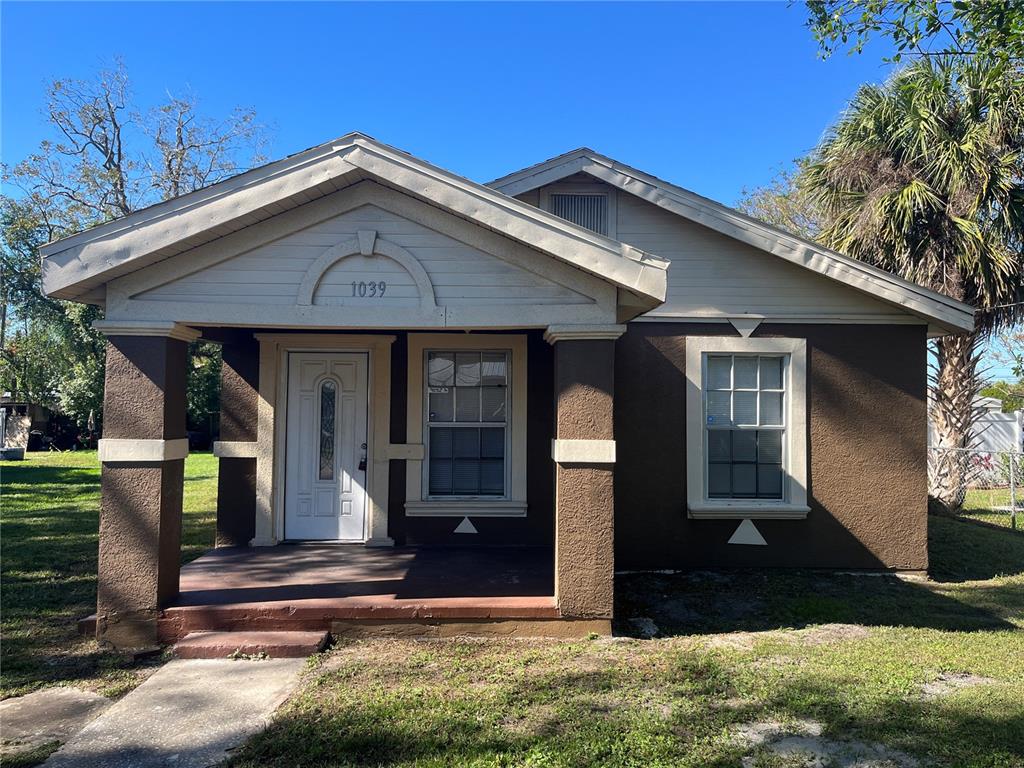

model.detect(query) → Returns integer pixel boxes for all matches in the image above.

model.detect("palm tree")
[803,57,1024,511]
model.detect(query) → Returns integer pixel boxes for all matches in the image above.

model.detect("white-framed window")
[540,185,617,238]
[424,350,509,497]
[685,337,809,519]
[405,334,528,517]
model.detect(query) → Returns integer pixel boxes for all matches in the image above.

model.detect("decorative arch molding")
[296,229,437,308]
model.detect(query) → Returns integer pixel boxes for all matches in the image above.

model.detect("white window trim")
[539,183,618,239]
[406,334,528,517]
[685,336,809,519]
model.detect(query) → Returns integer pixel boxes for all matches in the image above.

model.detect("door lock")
[359,444,367,472]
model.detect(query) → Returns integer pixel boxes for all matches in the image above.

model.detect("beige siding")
[136,204,592,307]
[529,178,912,322]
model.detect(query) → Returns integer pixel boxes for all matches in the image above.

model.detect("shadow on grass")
[0,455,216,698]
[226,646,1023,768]
[616,515,1024,636]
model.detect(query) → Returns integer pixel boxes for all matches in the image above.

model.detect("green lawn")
[963,487,1022,530]
[231,519,1024,768]
[0,450,216,699]
[2,453,1024,767]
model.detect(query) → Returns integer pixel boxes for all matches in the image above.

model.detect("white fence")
[928,447,1021,530]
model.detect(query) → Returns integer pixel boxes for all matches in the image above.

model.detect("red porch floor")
[159,545,557,641]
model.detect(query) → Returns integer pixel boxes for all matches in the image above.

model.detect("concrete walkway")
[42,658,305,768]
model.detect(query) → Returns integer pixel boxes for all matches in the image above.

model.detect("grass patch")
[229,515,1024,768]
[0,450,216,699]
[962,488,1022,531]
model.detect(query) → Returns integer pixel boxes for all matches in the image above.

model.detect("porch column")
[546,325,625,623]
[93,321,198,650]
[212,330,259,547]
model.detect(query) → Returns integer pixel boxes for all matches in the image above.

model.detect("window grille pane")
[428,390,454,422]
[707,356,731,389]
[318,380,336,481]
[732,464,757,497]
[549,193,608,235]
[429,459,453,495]
[430,428,453,458]
[708,431,731,462]
[453,428,480,458]
[732,431,757,462]
[481,387,506,422]
[707,391,731,423]
[455,388,481,422]
[760,356,783,389]
[480,460,504,494]
[760,392,783,426]
[758,430,783,463]
[758,465,783,498]
[455,352,480,386]
[427,353,454,387]
[481,353,507,385]
[453,460,481,493]
[708,464,731,497]
[480,427,505,458]
[734,357,759,389]
[734,391,758,426]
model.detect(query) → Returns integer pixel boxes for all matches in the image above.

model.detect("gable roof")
[488,148,975,334]
[41,134,668,315]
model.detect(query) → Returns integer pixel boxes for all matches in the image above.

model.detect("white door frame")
[252,334,398,547]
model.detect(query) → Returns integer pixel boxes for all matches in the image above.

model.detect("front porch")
[158,544,566,642]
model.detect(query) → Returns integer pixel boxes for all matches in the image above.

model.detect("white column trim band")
[92,320,201,343]
[213,441,259,459]
[551,439,616,465]
[98,438,189,463]
[544,324,627,344]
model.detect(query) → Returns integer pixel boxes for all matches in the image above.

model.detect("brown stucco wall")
[553,339,615,619]
[98,335,188,648]
[614,323,929,571]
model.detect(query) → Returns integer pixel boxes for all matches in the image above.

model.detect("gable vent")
[548,193,608,236]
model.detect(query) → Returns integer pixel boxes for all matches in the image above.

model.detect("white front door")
[284,352,369,541]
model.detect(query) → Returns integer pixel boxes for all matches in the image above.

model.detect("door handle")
[359,443,367,472]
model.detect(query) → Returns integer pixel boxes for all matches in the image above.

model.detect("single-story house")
[41,134,974,648]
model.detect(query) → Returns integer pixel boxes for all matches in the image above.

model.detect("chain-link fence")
[929,447,1022,530]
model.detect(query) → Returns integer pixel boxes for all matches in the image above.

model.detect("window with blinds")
[548,193,609,235]
[425,350,509,497]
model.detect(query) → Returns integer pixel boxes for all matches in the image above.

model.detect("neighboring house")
[40,134,974,649]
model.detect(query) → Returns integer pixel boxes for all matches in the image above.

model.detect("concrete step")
[173,630,329,659]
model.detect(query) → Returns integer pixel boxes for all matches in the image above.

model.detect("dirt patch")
[793,624,872,645]
[920,672,995,699]
[732,719,920,768]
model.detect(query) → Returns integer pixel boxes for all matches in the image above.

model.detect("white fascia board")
[41,134,668,313]
[489,151,975,335]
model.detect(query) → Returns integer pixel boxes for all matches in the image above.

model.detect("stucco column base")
[552,338,617,620]
[555,465,614,618]
[97,460,185,649]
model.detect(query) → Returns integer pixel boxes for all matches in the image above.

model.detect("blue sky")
[2,1,898,205]
[2,2,1014,378]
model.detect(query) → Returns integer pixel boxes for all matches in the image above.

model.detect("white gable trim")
[489,149,974,334]
[41,134,667,316]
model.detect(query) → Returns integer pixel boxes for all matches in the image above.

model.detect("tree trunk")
[928,331,984,513]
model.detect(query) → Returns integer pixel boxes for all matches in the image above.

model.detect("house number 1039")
[351,281,387,298]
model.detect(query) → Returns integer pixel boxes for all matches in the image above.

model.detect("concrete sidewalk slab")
[42,658,304,768]
[0,687,111,755]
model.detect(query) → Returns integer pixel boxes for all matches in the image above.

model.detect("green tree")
[801,57,1024,510]
[805,0,1024,63]
[2,61,267,430]
[737,160,823,239]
